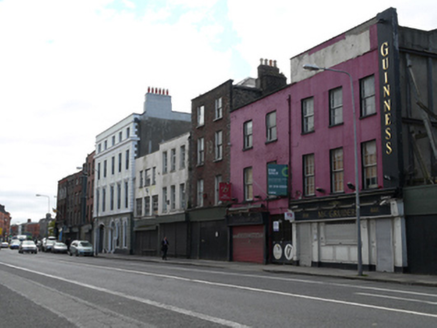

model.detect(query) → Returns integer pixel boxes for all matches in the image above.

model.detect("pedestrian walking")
[161,236,169,260]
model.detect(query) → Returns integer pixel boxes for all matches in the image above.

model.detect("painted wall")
[230,87,291,215]
[289,26,383,198]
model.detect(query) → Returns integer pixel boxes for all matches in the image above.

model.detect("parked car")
[9,240,21,249]
[18,240,38,254]
[1,242,9,248]
[69,240,94,256]
[51,242,68,254]
[42,239,56,252]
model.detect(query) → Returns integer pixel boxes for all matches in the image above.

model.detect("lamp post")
[36,194,50,216]
[303,64,363,276]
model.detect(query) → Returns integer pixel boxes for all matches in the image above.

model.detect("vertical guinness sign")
[377,8,404,188]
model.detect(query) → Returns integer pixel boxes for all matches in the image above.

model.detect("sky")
[1,0,436,224]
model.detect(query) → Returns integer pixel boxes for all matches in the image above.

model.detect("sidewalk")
[97,253,437,288]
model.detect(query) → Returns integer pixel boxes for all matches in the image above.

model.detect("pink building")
[230,86,291,264]
[229,8,437,273]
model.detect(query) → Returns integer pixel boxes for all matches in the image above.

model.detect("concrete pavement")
[96,253,437,288]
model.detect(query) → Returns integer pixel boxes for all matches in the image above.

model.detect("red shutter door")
[232,225,264,264]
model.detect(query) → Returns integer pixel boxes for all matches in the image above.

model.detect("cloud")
[1,0,436,223]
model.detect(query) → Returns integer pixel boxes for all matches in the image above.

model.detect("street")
[1,249,437,327]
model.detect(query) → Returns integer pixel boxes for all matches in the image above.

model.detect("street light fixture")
[303,64,363,276]
[35,194,50,215]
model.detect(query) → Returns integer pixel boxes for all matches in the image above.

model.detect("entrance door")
[298,223,311,267]
[376,219,394,272]
[232,225,264,264]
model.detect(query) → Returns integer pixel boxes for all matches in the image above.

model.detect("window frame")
[330,147,344,193]
[215,175,222,205]
[215,97,223,120]
[145,168,151,187]
[197,179,204,207]
[136,198,142,216]
[197,138,204,165]
[170,148,176,171]
[329,87,343,126]
[215,130,223,160]
[162,187,168,212]
[303,154,315,196]
[244,167,253,201]
[266,111,277,142]
[162,151,168,174]
[180,183,186,209]
[360,75,376,117]
[243,120,253,150]
[302,97,315,133]
[144,196,150,216]
[180,145,186,169]
[197,105,205,126]
[362,140,378,189]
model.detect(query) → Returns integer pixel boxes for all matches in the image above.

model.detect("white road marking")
[72,259,437,299]
[3,260,437,320]
[357,292,437,305]
[0,261,250,328]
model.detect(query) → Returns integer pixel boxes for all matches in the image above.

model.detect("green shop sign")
[267,164,288,196]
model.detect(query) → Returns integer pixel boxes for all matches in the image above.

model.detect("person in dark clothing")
[161,236,169,260]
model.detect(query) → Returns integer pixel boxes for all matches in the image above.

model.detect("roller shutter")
[232,225,264,264]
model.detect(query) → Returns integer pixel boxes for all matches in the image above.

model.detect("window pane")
[363,140,377,188]
[244,167,253,201]
[331,148,344,193]
[266,111,277,141]
[302,97,314,133]
[361,75,376,116]
[329,88,343,125]
[197,106,204,126]
[304,154,315,196]
[244,121,253,149]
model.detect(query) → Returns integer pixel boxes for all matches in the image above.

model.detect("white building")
[135,132,190,218]
[133,132,190,254]
[93,88,191,255]
[94,114,140,254]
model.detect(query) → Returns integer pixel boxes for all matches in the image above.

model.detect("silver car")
[18,240,38,254]
[69,240,94,257]
[52,242,68,254]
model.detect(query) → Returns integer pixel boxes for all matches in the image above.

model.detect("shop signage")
[219,182,232,201]
[267,164,288,196]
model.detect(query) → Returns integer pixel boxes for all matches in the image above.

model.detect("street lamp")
[36,194,50,216]
[303,64,363,276]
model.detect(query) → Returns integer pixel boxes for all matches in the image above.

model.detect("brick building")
[0,204,11,241]
[188,59,286,261]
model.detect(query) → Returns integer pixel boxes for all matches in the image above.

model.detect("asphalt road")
[1,248,437,327]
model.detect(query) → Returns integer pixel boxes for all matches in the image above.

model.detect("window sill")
[329,122,344,128]
[360,112,377,120]
[265,138,277,145]
[243,146,253,152]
